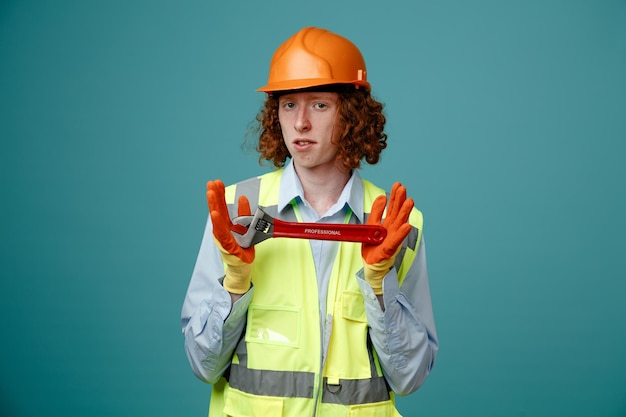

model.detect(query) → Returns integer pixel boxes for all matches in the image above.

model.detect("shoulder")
[224,169,285,206]
[361,178,424,228]
[360,178,386,205]
[225,170,283,192]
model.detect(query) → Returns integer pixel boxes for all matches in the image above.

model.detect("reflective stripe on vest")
[228,364,391,405]
[229,364,314,398]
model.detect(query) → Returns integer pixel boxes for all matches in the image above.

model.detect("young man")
[182,27,438,416]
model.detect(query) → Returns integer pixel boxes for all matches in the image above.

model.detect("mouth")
[292,139,317,152]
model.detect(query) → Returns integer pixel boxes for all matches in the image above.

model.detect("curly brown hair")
[253,86,387,170]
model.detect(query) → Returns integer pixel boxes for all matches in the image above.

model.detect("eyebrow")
[279,93,338,101]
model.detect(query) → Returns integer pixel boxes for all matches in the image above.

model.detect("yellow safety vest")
[209,170,423,417]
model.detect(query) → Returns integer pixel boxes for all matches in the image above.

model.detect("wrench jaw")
[231,208,275,248]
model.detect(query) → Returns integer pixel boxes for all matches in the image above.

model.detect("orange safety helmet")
[257,27,370,94]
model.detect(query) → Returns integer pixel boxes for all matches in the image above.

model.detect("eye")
[314,103,327,110]
[282,102,296,109]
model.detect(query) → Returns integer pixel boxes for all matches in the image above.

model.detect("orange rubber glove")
[361,182,414,295]
[207,180,255,294]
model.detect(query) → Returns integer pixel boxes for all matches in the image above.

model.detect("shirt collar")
[278,160,365,223]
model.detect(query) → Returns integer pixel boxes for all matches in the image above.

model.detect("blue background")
[1,1,625,416]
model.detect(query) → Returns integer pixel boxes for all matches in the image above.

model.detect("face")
[278,91,340,174]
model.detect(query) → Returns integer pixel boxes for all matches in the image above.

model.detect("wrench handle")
[272,218,386,245]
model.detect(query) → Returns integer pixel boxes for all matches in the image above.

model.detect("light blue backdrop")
[1,1,625,416]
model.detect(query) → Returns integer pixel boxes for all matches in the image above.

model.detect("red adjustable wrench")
[231,207,386,248]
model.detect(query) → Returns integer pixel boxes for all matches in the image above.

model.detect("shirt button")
[215,334,222,342]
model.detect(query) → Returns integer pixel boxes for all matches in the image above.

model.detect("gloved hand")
[361,182,414,295]
[207,180,255,294]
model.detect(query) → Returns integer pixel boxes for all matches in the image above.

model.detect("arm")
[181,180,255,384]
[360,183,438,395]
[181,215,252,384]
[358,235,438,395]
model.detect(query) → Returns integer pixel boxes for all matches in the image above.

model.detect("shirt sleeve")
[181,215,252,384]
[357,235,439,395]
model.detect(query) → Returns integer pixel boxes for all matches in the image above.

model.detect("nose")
[294,108,310,132]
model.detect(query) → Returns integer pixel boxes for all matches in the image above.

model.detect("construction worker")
[182,27,438,416]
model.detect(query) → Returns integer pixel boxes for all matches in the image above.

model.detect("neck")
[294,164,351,217]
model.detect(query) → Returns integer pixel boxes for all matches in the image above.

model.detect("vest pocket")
[348,400,401,417]
[341,291,367,322]
[224,387,284,417]
[326,291,371,378]
[245,304,300,347]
